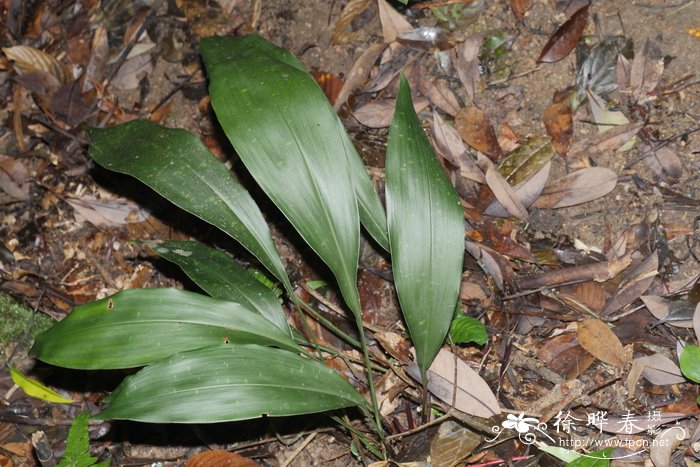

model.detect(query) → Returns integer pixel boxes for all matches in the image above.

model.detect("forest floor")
[1,0,700,465]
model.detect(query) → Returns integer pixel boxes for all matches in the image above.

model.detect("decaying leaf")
[485,161,550,218]
[2,45,71,84]
[630,39,664,102]
[456,34,483,104]
[419,77,460,116]
[568,121,643,161]
[66,195,149,227]
[377,0,412,43]
[311,71,344,105]
[354,97,429,128]
[650,426,688,466]
[642,142,683,181]
[537,5,589,63]
[334,43,387,111]
[543,102,573,155]
[574,36,632,107]
[455,106,502,159]
[634,354,686,386]
[406,348,501,418]
[432,111,468,167]
[576,318,629,368]
[532,167,617,209]
[601,253,658,316]
[186,450,259,467]
[588,90,631,134]
[478,154,528,220]
[83,25,109,93]
[430,421,481,467]
[0,156,30,200]
[497,135,555,186]
[465,241,514,291]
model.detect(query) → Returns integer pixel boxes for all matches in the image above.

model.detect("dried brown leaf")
[479,154,529,220]
[572,281,606,312]
[332,0,371,45]
[650,425,687,466]
[83,25,108,93]
[432,111,468,167]
[377,0,412,43]
[353,97,429,128]
[0,156,30,200]
[616,53,632,93]
[455,106,502,159]
[456,35,483,104]
[311,71,344,105]
[543,102,573,155]
[635,354,686,386]
[568,121,643,160]
[186,450,259,467]
[532,167,617,209]
[602,253,658,316]
[576,318,629,368]
[334,43,386,111]
[465,241,514,291]
[406,348,501,418]
[643,143,683,180]
[2,45,71,84]
[509,0,530,20]
[641,295,670,320]
[430,421,481,467]
[537,5,589,63]
[66,196,149,227]
[419,78,460,116]
[630,39,664,101]
[485,161,550,217]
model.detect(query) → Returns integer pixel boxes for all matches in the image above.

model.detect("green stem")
[356,315,386,457]
[295,296,361,348]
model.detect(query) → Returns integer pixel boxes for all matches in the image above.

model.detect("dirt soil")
[1,0,700,466]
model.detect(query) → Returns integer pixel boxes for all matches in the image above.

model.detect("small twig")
[280,432,317,467]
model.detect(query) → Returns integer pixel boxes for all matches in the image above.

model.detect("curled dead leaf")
[537,5,589,63]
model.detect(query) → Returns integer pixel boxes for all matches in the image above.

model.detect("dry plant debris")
[0,0,699,465]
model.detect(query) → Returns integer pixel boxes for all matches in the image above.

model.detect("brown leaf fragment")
[465,241,514,291]
[377,0,412,43]
[311,71,344,105]
[650,424,688,466]
[568,121,643,160]
[532,167,617,209]
[334,43,387,111]
[642,143,683,181]
[537,5,589,63]
[456,34,483,104]
[186,450,259,467]
[630,39,664,101]
[354,97,429,128]
[2,45,71,84]
[635,354,686,386]
[455,106,502,159]
[432,111,468,167]
[485,161,550,218]
[406,348,501,418]
[509,0,530,20]
[332,0,371,46]
[602,253,658,316]
[616,53,632,94]
[543,102,573,155]
[0,156,30,200]
[430,421,481,467]
[419,78,460,116]
[576,318,629,368]
[83,25,108,93]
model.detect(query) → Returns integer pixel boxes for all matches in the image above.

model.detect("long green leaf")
[98,344,369,423]
[30,289,298,369]
[386,76,465,379]
[201,35,385,316]
[141,240,290,334]
[86,121,291,293]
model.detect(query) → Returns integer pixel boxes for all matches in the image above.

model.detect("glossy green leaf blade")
[85,121,291,293]
[30,289,298,369]
[201,35,384,315]
[141,240,289,334]
[450,316,488,346]
[680,344,700,383]
[98,344,369,423]
[386,76,465,379]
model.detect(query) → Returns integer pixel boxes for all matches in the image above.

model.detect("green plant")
[30,35,482,454]
[57,412,109,467]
